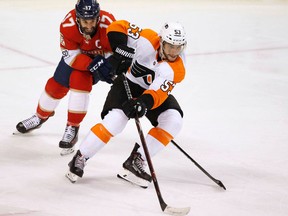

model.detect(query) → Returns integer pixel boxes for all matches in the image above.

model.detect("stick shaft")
[171,140,226,190]
[122,74,168,210]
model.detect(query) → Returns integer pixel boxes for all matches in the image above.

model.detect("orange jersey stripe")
[143,56,185,109]
[168,57,186,83]
[143,88,169,110]
[91,123,113,143]
[107,20,160,51]
[107,20,129,35]
[140,29,160,51]
[148,127,173,146]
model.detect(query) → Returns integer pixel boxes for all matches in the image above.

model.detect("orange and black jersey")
[107,20,186,110]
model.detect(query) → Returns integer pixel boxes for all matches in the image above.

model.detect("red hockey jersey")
[60,9,116,71]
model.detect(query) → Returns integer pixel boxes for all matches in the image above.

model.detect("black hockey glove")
[108,44,135,75]
[122,98,147,119]
[88,55,114,84]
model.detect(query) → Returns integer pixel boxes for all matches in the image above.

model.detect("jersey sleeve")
[60,10,81,50]
[107,20,130,35]
[100,10,116,24]
[143,56,186,109]
[59,10,89,70]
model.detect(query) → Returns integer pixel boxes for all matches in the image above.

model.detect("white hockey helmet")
[159,22,187,46]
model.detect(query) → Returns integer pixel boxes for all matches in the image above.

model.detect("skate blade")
[12,130,31,135]
[60,147,75,156]
[65,171,78,183]
[117,168,149,189]
[12,131,21,135]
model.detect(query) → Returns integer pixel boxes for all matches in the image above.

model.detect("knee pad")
[45,77,69,99]
[68,90,89,112]
[101,109,128,136]
[157,109,183,138]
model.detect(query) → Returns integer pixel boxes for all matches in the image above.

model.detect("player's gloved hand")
[88,55,114,84]
[108,44,135,75]
[122,98,147,119]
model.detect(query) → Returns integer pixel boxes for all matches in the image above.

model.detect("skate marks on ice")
[11,131,75,156]
[0,205,55,216]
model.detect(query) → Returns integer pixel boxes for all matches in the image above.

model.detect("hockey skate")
[66,150,87,183]
[59,125,79,156]
[15,112,54,134]
[117,143,152,189]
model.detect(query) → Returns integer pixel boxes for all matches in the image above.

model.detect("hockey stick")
[171,140,226,190]
[122,74,190,216]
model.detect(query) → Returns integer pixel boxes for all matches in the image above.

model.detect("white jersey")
[107,20,186,109]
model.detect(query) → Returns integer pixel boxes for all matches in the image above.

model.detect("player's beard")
[164,53,177,62]
[159,48,178,62]
[81,26,97,37]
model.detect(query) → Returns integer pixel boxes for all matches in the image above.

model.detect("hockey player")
[66,20,187,187]
[16,0,116,156]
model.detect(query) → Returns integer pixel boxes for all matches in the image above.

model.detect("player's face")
[78,18,98,36]
[162,42,184,62]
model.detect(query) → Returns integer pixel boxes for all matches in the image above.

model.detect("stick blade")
[217,180,226,190]
[164,206,191,216]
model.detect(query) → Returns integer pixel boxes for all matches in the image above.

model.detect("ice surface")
[0,0,288,215]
